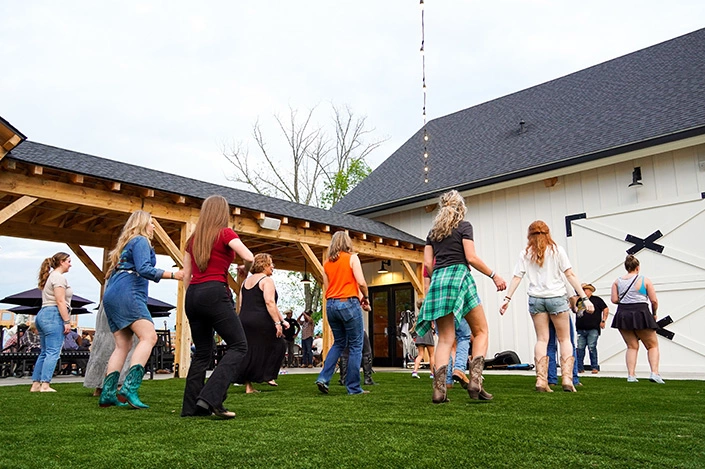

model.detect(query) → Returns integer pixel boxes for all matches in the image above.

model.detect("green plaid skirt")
[416,264,481,337]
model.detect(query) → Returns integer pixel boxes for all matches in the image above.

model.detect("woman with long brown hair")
[500,220,593,392]
[30,252,73,392]
[417,190,506,403]
[315,231,371,395]
[99,210,183,408]
[611,254,663,383]
[181,195,254,419]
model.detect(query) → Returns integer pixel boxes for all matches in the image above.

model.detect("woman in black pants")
[181,195,254,419]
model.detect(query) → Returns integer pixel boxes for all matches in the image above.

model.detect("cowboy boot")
[98,371,126,407]
[535,356,553,392]
[363,353,376,385]
[432,365,449,404]
[561,356,577,392]
[338,356,348,386]
[468,356,493,400]
[117,364,149,408]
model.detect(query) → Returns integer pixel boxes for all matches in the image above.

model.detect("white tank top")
[617,275,648,304]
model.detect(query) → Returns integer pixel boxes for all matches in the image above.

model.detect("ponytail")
[38,252,70,289]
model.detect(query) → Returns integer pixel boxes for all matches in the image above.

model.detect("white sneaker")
[627,375,638,383]
[411,372,420,379]
[429,373,434,379]
[649,373,665,384]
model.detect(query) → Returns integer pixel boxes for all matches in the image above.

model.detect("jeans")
[301,337,314,366]
[547,316,579,385]
[447,318,471,384]
[576,329,600,371]
[285,339,297,366]
[316,298,364,394]
[182,282,248,416]
[32,306,65,383]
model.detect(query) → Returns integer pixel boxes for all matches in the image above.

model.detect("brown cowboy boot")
[561,356,577,392]
[468,356,493,400]
[432,365,449,404]
[535,356,553,392]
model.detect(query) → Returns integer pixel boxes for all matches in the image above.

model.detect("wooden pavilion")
[0,117,425,376]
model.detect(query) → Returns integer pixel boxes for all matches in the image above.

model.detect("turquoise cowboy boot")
[117,364,149,409]
[98,371,126,407]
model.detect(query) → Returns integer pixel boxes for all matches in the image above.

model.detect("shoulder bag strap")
[618,275,639,303]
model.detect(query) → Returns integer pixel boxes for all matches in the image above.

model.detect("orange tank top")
[324,251,359,299]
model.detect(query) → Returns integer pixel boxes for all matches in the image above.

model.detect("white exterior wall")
[368,142,705,375]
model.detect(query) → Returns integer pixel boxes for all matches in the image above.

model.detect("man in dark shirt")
[575,283,609,374]
[281,310,300,367]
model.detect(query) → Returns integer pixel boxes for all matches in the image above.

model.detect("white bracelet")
[489,271,496,279]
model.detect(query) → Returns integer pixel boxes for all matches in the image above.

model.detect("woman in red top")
[315,231,370,395]
[181,195,254,419]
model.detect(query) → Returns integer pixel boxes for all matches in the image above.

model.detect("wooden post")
[173,221,195,378]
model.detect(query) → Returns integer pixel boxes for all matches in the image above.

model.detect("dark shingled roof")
[334,28,705,215]
[7,140,424,245]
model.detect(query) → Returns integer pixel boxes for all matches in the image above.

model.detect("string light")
[420,0,429,183]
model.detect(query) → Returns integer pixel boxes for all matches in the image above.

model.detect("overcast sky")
[2,1,704,329]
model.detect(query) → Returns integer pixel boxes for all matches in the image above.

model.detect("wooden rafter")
[0,196,37,225]
[67,243,105,285]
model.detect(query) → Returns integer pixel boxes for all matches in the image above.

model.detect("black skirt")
[611,303,658,330]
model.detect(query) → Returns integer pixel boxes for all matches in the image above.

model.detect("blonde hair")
[106,210,154,278]
[250,253,273,274]
[428,190,467,242]
[327,231,353,262]
[38,252,70,289]
[189,195,231,272]
[526,220,557,268]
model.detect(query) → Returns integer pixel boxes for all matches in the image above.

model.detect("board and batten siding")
[368,143,705,374]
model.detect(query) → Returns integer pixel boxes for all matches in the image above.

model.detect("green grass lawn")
[1,373,704,468]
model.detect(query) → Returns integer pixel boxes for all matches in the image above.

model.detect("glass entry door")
[369,284,414,367]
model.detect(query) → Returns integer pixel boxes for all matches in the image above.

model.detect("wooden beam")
[232,207,241,216]
[0,221,112,247]
[0,171,202,222]
[67,243,105,285]
[401,260,424,296]
[151,218,184,267]
[171,195,186,204]
[29,165,43,176]
[0,195,37,225]
[108,182,121,192]
[69,174,84,185]
[232,216,423,263]
[141,188,154,198]
[2,135,22,151]
[2,160,16,170]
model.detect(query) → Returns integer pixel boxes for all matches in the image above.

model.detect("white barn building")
[334,28,705,376]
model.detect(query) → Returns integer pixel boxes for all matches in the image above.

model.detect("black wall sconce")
[629,167,643,188]
[377,260,391,274]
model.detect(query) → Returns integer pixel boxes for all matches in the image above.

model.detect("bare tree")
[223,103,387,319]
[224,103,386,207]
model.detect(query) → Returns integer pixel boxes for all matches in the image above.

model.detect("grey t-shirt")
[42,270,73,308]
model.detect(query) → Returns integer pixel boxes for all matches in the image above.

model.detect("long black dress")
[233,277,286,384]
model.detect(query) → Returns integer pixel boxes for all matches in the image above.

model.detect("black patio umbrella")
[8,305,93,315]
[92,296,175,318]
[0,288,94,308]
[147,297,175,318]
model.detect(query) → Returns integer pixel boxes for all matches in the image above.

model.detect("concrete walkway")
[2,366,702,387]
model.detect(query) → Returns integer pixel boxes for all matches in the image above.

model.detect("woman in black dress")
[235,253,288,393]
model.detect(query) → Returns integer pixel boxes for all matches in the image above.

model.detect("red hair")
[526,220,556,267]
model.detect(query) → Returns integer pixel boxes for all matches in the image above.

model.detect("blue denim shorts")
[528,295,570,315]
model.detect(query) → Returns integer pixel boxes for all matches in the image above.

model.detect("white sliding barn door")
[568,197,705,374]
